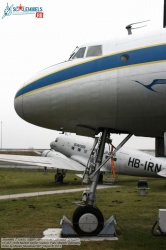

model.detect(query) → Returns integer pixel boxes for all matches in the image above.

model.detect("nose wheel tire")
[72,205,104,236]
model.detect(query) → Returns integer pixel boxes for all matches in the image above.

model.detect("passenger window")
[72,47,86,59]
[86,45,102,57]
[121,54,129,62]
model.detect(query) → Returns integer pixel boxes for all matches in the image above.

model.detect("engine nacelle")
[42,149,67,160]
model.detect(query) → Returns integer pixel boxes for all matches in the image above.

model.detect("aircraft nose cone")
[50,141,56,149]
[14,91,24,120]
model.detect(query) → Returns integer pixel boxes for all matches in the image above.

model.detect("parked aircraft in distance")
[12,0,166,237]
[50,134,166,181]
[0,134,166,183]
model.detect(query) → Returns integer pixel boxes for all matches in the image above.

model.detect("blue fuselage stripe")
[15,44,166,98]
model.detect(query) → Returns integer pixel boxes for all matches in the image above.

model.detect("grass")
[0,168,82,195]
[0,169,166,250]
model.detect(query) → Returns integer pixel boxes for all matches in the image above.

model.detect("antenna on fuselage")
[164,0,166,27]
[126,20,150,35]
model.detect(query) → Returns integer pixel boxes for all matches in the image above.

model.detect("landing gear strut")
[55,169,66,183]
[62,129,132,236]
[72,129,109,236]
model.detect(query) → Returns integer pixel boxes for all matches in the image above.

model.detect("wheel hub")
[78,213,98,233]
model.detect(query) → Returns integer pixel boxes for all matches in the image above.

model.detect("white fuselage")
[51,134,166,178]
[14,30,166,138]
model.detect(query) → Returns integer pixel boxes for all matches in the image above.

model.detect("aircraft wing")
[0,154,85,171]
[157,169,166,177]
[70,155,88,166]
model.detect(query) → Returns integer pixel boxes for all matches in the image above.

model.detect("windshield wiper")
[68,46,79,60]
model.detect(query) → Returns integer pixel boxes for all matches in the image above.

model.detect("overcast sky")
[0,0,164,149]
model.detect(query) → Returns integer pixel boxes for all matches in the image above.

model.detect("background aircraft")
[0,134,166,183]
[50,134,166,180]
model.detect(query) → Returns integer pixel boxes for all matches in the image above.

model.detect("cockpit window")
[86,45,102,57]
[71,47,86,59]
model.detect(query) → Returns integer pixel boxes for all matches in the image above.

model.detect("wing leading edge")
[0,153,85,171]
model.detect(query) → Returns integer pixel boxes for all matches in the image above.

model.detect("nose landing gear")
[62,129,132,237]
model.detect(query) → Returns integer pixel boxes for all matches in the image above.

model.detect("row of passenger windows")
[71,146,88,154]
[70,45,102,60]
[71,146,109,160]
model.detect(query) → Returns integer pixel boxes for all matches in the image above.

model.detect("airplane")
[12,0,166,236]
[50,134,166,180]
[1,134,166,183]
